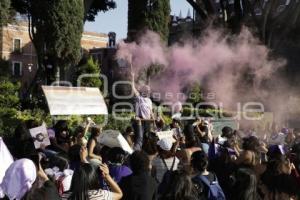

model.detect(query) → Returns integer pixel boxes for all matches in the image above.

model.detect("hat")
[157,138,173,151]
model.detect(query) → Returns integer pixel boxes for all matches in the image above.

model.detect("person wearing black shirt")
[120,151,157,200]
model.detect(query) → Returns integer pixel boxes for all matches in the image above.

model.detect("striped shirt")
[61,189,112,200]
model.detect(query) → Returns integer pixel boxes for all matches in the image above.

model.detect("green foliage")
[18,109,52,125]
[93,113,132,133]
[127,0,147,40]
[84,0,116,21]
[45,0,84,74]
[0,68,20,136]
[0,108,19,137]
[75,57,102,88]
[186,83,203,105]
[127,0,170,41]
[0,79,20,109]
[0,0,15,26]
[144,0,170,41]
[0,59,51,137]
[49,113,132,134]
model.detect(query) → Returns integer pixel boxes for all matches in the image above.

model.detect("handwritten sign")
[42,86,108,115]
[156,130,176,143]
[98,130,133,154]
[29,122,51,149]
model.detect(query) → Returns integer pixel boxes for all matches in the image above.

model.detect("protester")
[0,158,60,200]
[268,123,286,146]
[191,150,226,200]
[87,126,103,165]
[120,151,157,200]
[4,103,300,200]
[123,126,134,148]
[159,170,197,200]
[62,163,122,200]
[260,155,300,199]
[142,138,159,180]
[176,124,202,172]
[107,147,132,183]
[72,123,89,147]
[235,136,261,167]
[230,168,261,200]
[131,72,154,137]
[152,138,180,183]
[193,119,213,144]
[50,120,71,153]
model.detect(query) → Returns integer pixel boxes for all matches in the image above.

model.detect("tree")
[74,57,102,88]
[127,0,170,41]
[0,0,15,26]
[127,0,147,41]
[186,82,203,106]
[10,0,116,95]
[45,0,84,80]
[84,0,116,21]
[144,0,170,41]
[186,0,300,48]
[0,59,21,136]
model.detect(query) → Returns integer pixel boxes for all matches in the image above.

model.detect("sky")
[84,0,192,40]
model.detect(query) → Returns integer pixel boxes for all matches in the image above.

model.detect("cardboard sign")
[29,122,51,149]
[0,137,14,189]
[210,119,238,136]
[42,86,108,115]
[98,130,133,154]
[156,130,176,143]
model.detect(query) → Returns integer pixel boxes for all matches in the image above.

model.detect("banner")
[29,122,51,149]
[98,130,133,154]
[42,86,108,115]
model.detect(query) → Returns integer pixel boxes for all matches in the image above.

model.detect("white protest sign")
[156,129,176,143]
[0,137,13,190]
[29,122,51,149]
[98,130,133,154]
[42,86,108,115]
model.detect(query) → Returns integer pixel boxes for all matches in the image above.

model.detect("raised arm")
[131,72,140,97]
[100,163,123,200]
[133,117,143,151]
[83,118,92,137]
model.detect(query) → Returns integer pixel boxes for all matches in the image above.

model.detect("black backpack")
[157,156,176,194]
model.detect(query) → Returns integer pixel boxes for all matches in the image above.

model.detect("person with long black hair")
[61,163,122,200]
[231,168,261,200]
[120,151,157,200]
[159,170,197,200]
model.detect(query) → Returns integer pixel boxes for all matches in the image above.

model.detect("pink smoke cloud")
[116,28,287,112]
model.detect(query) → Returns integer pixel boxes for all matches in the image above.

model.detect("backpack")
[157,156,176,194]
[193,174,226,200]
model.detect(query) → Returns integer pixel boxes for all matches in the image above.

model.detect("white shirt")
[136,96,152,119]
[61,189,112,200]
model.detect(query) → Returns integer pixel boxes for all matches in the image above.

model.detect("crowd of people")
[1,116,300,200]
[0,75,300,200]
